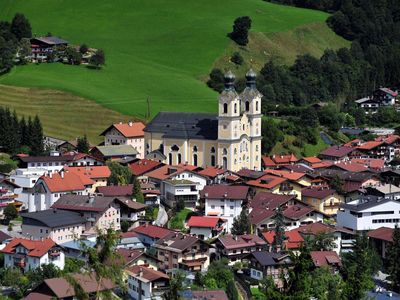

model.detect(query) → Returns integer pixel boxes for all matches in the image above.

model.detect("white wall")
[205,198,242,233]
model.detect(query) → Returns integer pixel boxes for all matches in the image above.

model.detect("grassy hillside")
[0,0,340,119]
[0,84,129,143]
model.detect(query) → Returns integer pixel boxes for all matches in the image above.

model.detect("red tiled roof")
[144,165,185,180]
[1,238,56,257]
[41,171,90,192]
[272,154,298,164]
[201,185,249,200]
[283,204,314,220]
[226,174,241,182]
[197,166,227,178]
[262,156,277,168]
[301,157,322,164]
[312,161,334,169]
[332,162,369,173]
[264,169,305,181]
[133,224,173,239]
[368,227,393,242]
[218,234,267,250]
[262,230,304,249]
[319,146,354,158]
[175,163,199,171]
[311,251,341,267]
[344,139,361,147]
[357,141,384,150]
[351,158,385,169]
[342,181,362,193]
[129,159,164,176]
[301,186,336,199]
[97,185,133,197]
[251,192,294,210]
[380,134,400,145]
[293,222,335,235]
[126,265,169,281]
[246,174,287,190]
[187,216,225,228]
[101,122,145,138]
[65,166,111,179]
[116,248,143,264]
[120,231,139,238]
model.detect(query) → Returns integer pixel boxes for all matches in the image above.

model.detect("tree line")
[0,107,44,155]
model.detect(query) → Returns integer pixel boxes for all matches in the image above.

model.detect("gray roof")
[52,194,117,212]
[21,209,85,228]
[340,196,398,212]
[60,239,96,251]
[31,36,68,45]
[95,145,138,157]
[251,251,290,267]
[144,112,218,140]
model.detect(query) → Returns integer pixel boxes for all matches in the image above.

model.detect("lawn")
[169,208,191,230]
[0,0,340,120]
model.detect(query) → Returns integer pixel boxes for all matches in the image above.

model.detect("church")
[144,70,262,172]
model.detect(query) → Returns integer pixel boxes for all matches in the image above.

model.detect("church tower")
[217,70,262,172]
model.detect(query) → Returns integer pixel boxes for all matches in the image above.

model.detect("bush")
[228,16,252,46]
[231,52,244,65]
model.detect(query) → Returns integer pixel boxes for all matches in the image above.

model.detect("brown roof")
[125,265,169,282]
[293,222,354,236]
[1,238,56,257]
[52,195,117,212]
[116,248,144,264]
[197,166,228,178]
[319,146,354,158]
[116,198,146,211]
[190,290,229,300]
[144,165,186,180]
[368,227,393,242]
[101,122,145,138]
[356,141,384,150]
[246,174,287,190]
[250,192,295,224]
[133,224,174,239]
[264,169,306,181]
[301,157,322,164]
[217,234,266,250]
[301,186,336,199]
[96,184,133,197]
[310,251,341,267]
[200,185,249,200]
[155,232,201,251]
[30,273,115,299]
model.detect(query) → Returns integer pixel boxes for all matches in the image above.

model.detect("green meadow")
[0,0,345,121]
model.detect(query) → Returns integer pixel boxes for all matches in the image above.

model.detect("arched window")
[223,157,228,169]
[193,146,198,152]
[245,101,250,112]
[168,153,173,165]
[171,145,179,151]
[234,148,237,155]
[193,154,198,166]
[177,153,182,164]
[223,103,228,114]
[159,144,164,154]
[256,101,259,111]
[234,103,237,114]
[211,147,216,153]
[223,148,228,155]
[211,155,216,167]
[256,145,259,151]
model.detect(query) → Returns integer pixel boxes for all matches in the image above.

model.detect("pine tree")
[231,208,251,235]
[19,116,29,147]
[76,134,90,153]
[273,206,286,251]
[132,176,144,203]
[387,225,400,292]
[30,115,44,155]
[10,13,32,40]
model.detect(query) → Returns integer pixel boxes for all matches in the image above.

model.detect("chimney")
[128,121,133,127]
[88,194,95,204]
[49,172,53,178]
[139,267,143,277]
[60,171,64,179]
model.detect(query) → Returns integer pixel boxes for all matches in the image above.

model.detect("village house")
[248,251,291,287]
[262,230,304,251]
[0,179,21,218]
[101,121,146,158]
[355,87,398,114]
[126,265,170,300]
[24,273,115,300]
[20,209,85,243]
[51,194,122,233]
[214,234,267,265]
[249,192,324,232]
[187,216,227,240]
[201,185,249,232]
[30,170,91,212]
[63,165,111,193]
[301,186,344,216]
[297,156,322,167]
[117,248,159,269]
[1,238,65,272]
[365,183,400,200]
[59,239,96,260]
[368,227,394,261]
[310,251,342,271]
[96,183,160,206]
[155,232,210,272]
[30,36,68,62]
[129,158,164,177]
[90,144,138,161]
[117,198,146,227]
[132,224,174,247]
[117,231,145,250]
[197,166,231,184]
[0,231,11,250]
[318,145,354,162]
[144,70,262,172]
[337,196,400,231]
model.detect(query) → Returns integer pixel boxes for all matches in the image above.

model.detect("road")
[154,204,168,227]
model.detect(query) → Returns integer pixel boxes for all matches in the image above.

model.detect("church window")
[211,155,216,167]
[193,146,198,152]
[256,156,259,161]
[223,103,228,114]
[234,159,237,164]
[146,143,149,149]
[159,144,164,154]
[177,153,182,164]
[234,148,237,155]
[223,148,228,155]
[256,145,259,151]
[193,154,198,166]
[256,101,259,111]
[168,153,173,165]
[234,103,237,114]
[211,147,216,153]
[245,101,249,112]
[243,124,245,131]
[171,145,179,151]
[223,157,228,169]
